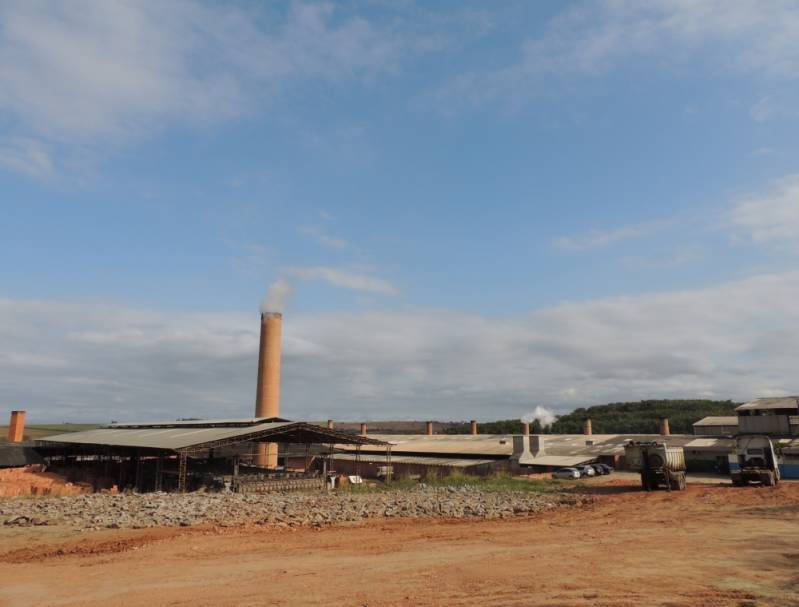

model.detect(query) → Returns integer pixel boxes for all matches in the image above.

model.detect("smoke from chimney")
[521,405,556,429]
[261,278,294,314]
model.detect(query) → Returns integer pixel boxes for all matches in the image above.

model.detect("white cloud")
[3,271,799,422]
[728,174,799,250]
[0,137,53,178]
[0,1,419,176]
[287,266,398,295]
[555,220,670,251]
[435,0,799,109]
[298,226,349,249]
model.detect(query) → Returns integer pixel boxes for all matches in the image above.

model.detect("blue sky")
[2,1,799,423]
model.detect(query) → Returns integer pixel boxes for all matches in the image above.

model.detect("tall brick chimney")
[255,312,282,467]
[522,422,530,436]
[660,417,671,436]
[583,418,593,436]
[7,410,25,443]
[360,422,368,436]
[327,419,334,429]
[470,420,478,435]
[426,421,434,436]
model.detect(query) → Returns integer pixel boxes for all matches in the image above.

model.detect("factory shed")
[339,433,734,473]
[693,417,739,436]
[736,397,799,436]
[322,453,502,479]
[37,419,390,492]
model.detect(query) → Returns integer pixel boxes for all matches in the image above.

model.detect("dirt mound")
[0,466,95,497]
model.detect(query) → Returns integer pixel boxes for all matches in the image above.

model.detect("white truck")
[624,441,687,491]
[730,435,780,487]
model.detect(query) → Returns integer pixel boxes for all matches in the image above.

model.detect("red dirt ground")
[0,466,93,498]
[1,480,798,607]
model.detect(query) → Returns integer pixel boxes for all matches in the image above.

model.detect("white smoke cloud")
[261,278,295,314]
[521,406,556,428]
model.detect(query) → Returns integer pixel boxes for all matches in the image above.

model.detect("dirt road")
[1,481,798,607]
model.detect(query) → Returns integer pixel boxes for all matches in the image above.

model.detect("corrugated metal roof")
[330,454,496,467]
[517,455,596,467]
[342,433,733,458]
[39,421,388,451]
[683,437,736,450]
[107,417,288,428]
[693,416,739,426]
[736,397,799,411]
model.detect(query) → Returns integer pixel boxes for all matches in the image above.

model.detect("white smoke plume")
[261,278,295,313]
[521,405,556,428]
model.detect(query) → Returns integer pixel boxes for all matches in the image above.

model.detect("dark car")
[592,463,613,475]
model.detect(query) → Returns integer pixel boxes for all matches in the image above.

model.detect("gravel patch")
[0,487,585,530]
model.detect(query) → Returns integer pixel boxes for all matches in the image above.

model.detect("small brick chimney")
[7,410,26,443]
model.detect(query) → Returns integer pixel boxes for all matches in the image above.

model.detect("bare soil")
[1,480,798,607]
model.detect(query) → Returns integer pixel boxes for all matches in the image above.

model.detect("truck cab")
[730,435,780,487]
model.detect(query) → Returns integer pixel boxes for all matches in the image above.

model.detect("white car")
[575,465,596,477]
[552,467,580,480]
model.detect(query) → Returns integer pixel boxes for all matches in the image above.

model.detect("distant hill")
[547,399,738,434]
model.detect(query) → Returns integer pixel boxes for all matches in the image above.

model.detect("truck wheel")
[761,471,774,487]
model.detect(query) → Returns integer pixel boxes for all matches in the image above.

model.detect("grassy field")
[0,423,99,443]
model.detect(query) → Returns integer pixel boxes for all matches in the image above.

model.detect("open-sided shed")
[37,418,391,492]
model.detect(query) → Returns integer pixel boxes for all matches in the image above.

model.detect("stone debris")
[0,487,584,530]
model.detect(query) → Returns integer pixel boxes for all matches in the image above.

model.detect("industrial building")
[335,420,736,475]
[692,416,739,436]
[4,304,799,489]
[36,418,390,492]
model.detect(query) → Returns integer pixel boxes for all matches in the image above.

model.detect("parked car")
[592,463,613,475]
[575,464,596,477]
[552,467,580,480]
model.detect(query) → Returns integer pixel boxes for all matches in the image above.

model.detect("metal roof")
[341,433,733,458]
[693,416,739,426]
[683,437,736,450]
[107,417,289,429]
[517,455,596,467]
[736,397,799,411]
[38,421,389,452]
[330,454,496,468]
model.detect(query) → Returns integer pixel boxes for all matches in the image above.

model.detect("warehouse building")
[36,418,390,492]
[692,416,739,436]
[335,423,734,475]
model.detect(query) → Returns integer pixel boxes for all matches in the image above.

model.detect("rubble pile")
[1,487,584,530]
